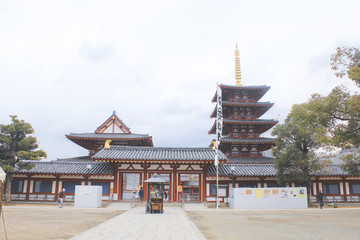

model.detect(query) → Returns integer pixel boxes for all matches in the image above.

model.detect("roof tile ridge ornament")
[234,43,242,86]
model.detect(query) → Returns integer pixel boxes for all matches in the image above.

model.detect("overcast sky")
[0,0,359,160]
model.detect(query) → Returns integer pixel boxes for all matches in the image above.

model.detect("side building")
[11,112,227,202]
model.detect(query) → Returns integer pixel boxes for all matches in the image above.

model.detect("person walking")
[58,188,65,208]
[317,190,324,209]
[139,187,144,203]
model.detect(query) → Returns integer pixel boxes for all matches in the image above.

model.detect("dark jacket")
[59,191,65,198]
[139,189,144,198]
[317,192,324,202]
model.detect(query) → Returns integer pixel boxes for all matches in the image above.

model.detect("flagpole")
[216,82,219,211]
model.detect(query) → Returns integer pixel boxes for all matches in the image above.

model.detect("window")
[11,180,23,193]
[92,182,110,194]
[63,181,81,194]
[350,183,360,194]
[323,183,339,194]
[34,181,52,193]
[210,184,227,197]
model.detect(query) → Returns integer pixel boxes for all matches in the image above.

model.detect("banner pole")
[216,82,219,211]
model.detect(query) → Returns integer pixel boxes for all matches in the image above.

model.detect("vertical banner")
[215,83,222,166]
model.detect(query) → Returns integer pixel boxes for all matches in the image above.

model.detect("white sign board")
[74,185,102,208]
[229,187,308,209]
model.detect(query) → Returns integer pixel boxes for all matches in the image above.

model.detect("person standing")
[164,191,168,201]
[139,187,144,203]
[58,188,65,208]
[317,190,324,209]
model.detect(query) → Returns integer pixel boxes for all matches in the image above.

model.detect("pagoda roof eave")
[220,84,271,90]
[223,119,278,125]
[220,137,276,144]
[222,101,274,107]
[211,90,218,103]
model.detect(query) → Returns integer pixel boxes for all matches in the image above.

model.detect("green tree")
[307,86,360,148]
[271,103,329,204]
[0,115,46,202]
[331,46,360,86]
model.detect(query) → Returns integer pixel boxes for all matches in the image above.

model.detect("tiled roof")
[220,137,275,144]
[54,156,92,162]
[207,163,276,176]
[14,161,114,175]
[66,133,152,140]
[222,101,274,106]
[207,163,350,177]
[315,165,349,176]
[220,84,270,90]
[223,119,278,124]
[227,157,275,164]
[330,147,359,164]
[93,146,227,162]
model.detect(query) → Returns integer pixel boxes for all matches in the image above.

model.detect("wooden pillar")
[171,164,178,202]
[113,165,118,195]
[198,173,202,202]
[55,175,60,201]
[85,175,89,185]
[177,173,181,201]
[25,175,31,201]
[119,173,123,201]
[202,167,206,202]
[260,177,265,188]
[342,177,347,202]
[143,162,149,202]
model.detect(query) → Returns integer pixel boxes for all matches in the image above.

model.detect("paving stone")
[70,206,206,240]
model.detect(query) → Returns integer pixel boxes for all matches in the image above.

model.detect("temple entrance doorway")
[150,173,170,201]
[122,173,140,200]
[180,174,199,201]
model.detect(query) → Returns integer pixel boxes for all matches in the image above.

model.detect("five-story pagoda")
[209,45,278,164]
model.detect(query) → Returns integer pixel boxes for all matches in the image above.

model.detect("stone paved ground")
[187,208,360,240]
[71,206,206,240]
[1,203,360,240]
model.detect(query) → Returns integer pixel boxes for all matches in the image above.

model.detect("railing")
[229,115,256,120]
[311,195,360,203]
[181,194,199,202]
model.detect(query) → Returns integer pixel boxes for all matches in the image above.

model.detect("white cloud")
[0,0,359,159]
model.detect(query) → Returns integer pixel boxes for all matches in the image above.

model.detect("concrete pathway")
[70,206,206,240]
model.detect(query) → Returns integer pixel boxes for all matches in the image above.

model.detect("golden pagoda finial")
[234,43,242,86]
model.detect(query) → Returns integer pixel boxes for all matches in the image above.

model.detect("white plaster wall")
[346,182,350,194]
[23,180,28,193]
[340,183,344,194]
[29,180,34,193]
[312,182,317,195]
[51,181,56,194]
